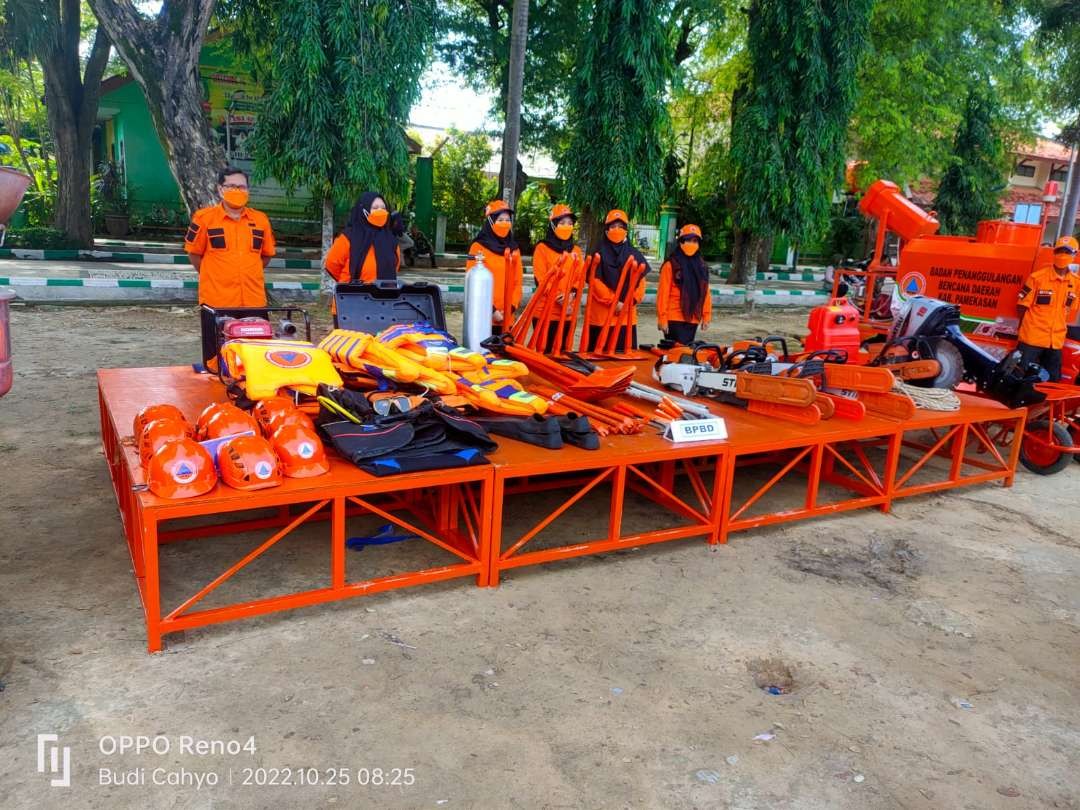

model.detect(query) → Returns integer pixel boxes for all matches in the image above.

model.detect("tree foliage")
[438,0,584,153]
[1031,0,1080,126]
[559,0,672,230]
[431,127,497,242]
[850,0,1038,187]
[249,0,437,209]
[730,0,873,242]
[934,83,1007,234]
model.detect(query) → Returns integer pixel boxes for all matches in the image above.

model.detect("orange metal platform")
[99,365,1026,651]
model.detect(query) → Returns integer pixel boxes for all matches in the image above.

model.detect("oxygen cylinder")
[463,252,494,352]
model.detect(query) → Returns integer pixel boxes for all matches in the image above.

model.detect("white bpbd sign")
[663,417,728,443]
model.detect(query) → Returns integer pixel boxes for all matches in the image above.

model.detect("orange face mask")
[1054,252,1074,270]
[607,226,627,244]
[366,208,389,227]
[222,188,249,209]
[680,241,700,257]
[554,224,574,240]
[492,221,512,238]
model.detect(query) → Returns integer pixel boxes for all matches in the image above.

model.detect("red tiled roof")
[1015,137,1073,162]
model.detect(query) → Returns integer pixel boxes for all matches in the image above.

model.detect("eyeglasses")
[221,183,248,190]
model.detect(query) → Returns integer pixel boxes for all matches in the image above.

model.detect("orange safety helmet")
[271,423,330,478]
[145,438,217,499]
[217,435,283,491]
[549,203,576,223]
[485,200,513,219]
[678,223,703,240]
[267,408,316,436]
[1054,235,1079,254]
[604,209,629,227]
[196,401,245,439]
[139,417,194,468]
[133,403,187,439]
[203,406,260,441]
[253,395,297,435]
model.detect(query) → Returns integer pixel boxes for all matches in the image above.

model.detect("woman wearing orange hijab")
[465,200,523,329]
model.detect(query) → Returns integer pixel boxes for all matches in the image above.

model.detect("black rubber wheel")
[908,339,964,389]
[1020,420,1074,475]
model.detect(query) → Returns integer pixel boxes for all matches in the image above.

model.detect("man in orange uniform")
[657,223,711,345]
[466,200,522,328]
[185,167,276,307]
[1016,235,1079,382]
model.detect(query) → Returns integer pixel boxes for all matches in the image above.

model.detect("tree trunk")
[741,234,763,313]
[1059,143,1080,239]
[88,0,222,216]
[579,206,604,257]
[499,0,529,209]
[756,236,774,277]
[321,196,335,297]
[33,11,111,247]
[729,226,748,283]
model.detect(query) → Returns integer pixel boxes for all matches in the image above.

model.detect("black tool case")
[333,281,446,333]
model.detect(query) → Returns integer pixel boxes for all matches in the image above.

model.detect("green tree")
[728,0,873,308]
[933,83,1007,235]
[850,0,1037,188]
[431,128,497,243]
[6,0,110,246]
[249,0,437,260]
[87,0,223,215]
[559,0,672,248]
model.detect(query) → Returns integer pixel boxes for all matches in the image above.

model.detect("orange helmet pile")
[132,400,330,499]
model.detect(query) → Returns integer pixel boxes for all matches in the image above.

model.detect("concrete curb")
[0,275,828,306]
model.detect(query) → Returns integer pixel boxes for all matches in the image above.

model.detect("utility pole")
[1058,141,1080,240]
[500,0,529,209]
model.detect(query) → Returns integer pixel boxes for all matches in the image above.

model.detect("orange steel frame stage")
[99,366,1026,652]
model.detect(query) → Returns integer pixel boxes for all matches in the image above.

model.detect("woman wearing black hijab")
[531,203,582,351]
[585,209,649,351]
[324,192,401,295]
[466,200,523,326]
[657,223,711,345]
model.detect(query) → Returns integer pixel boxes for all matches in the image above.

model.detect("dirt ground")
[1,303,1078,810]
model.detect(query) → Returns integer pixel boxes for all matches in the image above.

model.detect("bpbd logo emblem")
[297,441,315,459]
[266,349,311,369]
[172,460,198,484]
[254,460,275,480]
[899,271,926,296]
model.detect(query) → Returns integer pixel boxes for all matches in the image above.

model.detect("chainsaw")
[653,343,818,412]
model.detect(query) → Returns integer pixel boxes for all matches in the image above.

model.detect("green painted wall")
[102,79,182,218]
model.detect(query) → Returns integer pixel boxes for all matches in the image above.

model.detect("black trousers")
[663,320,700,346]
[587,325,638,352]
[1017,342,1062,382]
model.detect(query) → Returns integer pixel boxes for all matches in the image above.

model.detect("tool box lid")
[334,281,446,333]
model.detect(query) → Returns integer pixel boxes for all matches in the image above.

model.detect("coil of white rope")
[893,379,961,411]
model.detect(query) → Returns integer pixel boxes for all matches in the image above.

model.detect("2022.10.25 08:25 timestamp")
[233,767,416,787]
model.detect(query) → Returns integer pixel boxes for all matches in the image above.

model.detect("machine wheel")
[913,339,964,389]
[1020,420,1074,475]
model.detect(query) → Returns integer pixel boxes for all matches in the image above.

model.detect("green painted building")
[95,35,420,236]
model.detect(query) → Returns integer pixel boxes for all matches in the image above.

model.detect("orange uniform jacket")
[1017,265,1079,350]
[532,242,583,315]
[185,203,276,307]
[466,242,523,317]
[656,259,711,327]
[587,256,647,327]
[323,233,402,283]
